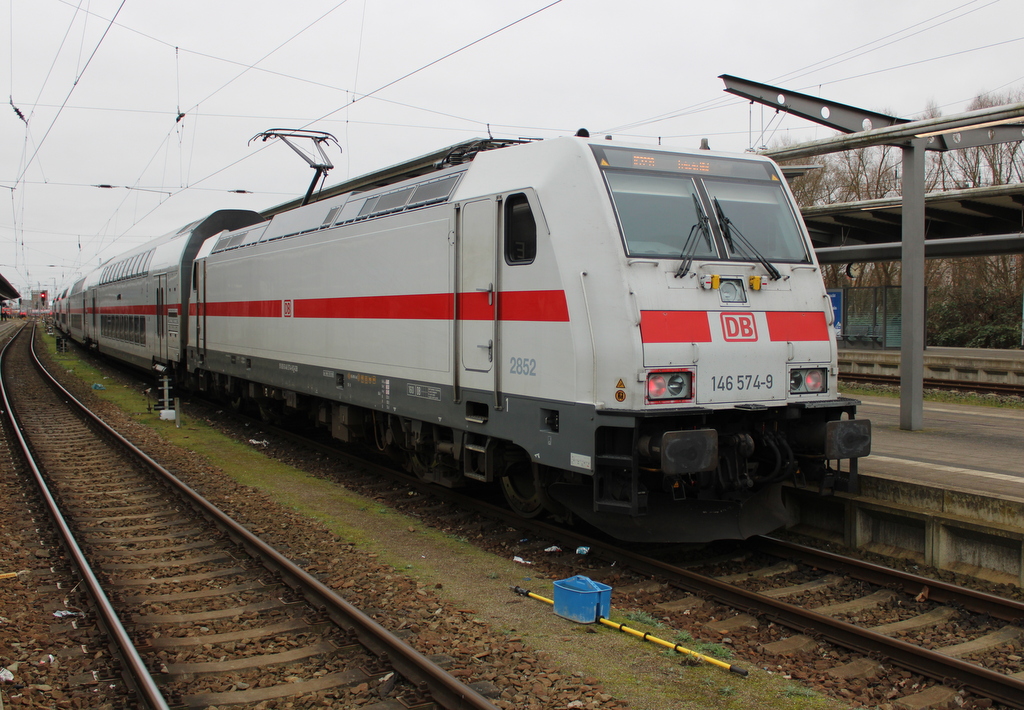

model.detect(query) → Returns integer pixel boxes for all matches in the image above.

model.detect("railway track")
[34,326,1024,709]
[444,505,1024,709]
[644,536,1024,709]
[255,436,1024,708]
[201,412,1024,708]
[0,323,499,709]
[333,473,1024,707]
[142,355,1024,709]
[840,370,1024,397]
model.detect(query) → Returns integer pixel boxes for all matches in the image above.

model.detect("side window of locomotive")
[504,193,536,265]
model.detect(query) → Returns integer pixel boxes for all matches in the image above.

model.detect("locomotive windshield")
[593,145,810,264]
[603,172,715,259]
[704,179,808,262]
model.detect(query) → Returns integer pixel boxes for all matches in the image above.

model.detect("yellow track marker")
[512,585,748,677]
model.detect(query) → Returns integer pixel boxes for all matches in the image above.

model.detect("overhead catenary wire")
[185,1,351,114]
[14,0,569,270]
[600,0,1013,137]
[816,35,1024,91]
[73,0,569,271]
[8,0,90,276]
[12,101,568,138]
[19,1,351,274]
[347,0,370,178]
[315,0,565,120]
[11,0,1023,290]
[13,0,128,190]
[772,0,999,86]
[85,0,347,264]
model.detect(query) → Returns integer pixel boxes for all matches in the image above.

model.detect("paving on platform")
[851,394,1024,504]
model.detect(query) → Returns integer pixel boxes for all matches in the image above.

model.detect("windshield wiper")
[713,197,782,281]
[675,194,713,278]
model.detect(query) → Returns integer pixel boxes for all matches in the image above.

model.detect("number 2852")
[509,357,537,376]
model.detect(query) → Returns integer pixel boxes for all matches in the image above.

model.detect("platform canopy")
[0,272,20,301]
[721,74,1024,432]
[804,183,1024,263]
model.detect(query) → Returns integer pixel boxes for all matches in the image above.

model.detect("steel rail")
[0,324,171,710]
[346,469,1024,706]
[748,536,1024,623]
[28,327,500,710]
[52,328,1024,707]
[611,540,1024,708]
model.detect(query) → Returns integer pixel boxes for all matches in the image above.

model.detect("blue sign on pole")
[827,290,843,340]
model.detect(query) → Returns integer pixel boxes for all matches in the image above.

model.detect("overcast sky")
[2,0,1022,298]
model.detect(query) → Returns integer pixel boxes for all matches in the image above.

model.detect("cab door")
[458,198,499,398]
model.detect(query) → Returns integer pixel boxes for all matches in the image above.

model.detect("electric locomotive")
[70,135,871,543]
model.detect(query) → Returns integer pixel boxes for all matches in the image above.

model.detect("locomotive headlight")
[789,367,827,394]
[718,278,746,304]
[646,371,693,402]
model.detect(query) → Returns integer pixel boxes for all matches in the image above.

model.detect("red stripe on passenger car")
[92,305,158,315]
[639,311,712,343]
[766,311,829,341]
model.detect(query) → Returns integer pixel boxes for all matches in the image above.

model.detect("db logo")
[721,313,757,341]
[283,299,293,318]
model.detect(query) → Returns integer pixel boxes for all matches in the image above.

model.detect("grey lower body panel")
[188,347,600,471]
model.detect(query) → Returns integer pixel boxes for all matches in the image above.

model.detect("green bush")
[928,293,1022,348]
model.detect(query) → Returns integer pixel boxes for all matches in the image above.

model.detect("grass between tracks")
[39,330,849,710]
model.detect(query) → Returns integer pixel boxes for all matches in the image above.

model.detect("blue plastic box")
[553,575,612,624]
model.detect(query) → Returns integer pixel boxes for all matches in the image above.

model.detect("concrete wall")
[784,477,1024,585]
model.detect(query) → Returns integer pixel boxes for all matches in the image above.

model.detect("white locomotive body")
[65,136,870,542]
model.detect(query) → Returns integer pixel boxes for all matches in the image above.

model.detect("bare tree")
[932,90,1024,189]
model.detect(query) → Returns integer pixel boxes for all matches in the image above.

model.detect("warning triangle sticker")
[601,159,610,166]
[615,379,625,389]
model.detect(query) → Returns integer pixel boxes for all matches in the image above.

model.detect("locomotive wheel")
[500,462,547,518]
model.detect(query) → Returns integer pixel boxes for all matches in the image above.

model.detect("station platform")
[854,394,1024,503]
[786,393,1024,584]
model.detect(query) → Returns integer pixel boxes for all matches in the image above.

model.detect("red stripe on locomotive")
[639,311,713,343]
[640,310,830,343]
[202,300,283,318]
[765,311,829,341]
[458,290,570,321]
[190,290,569,322]
[296,294,453,320]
